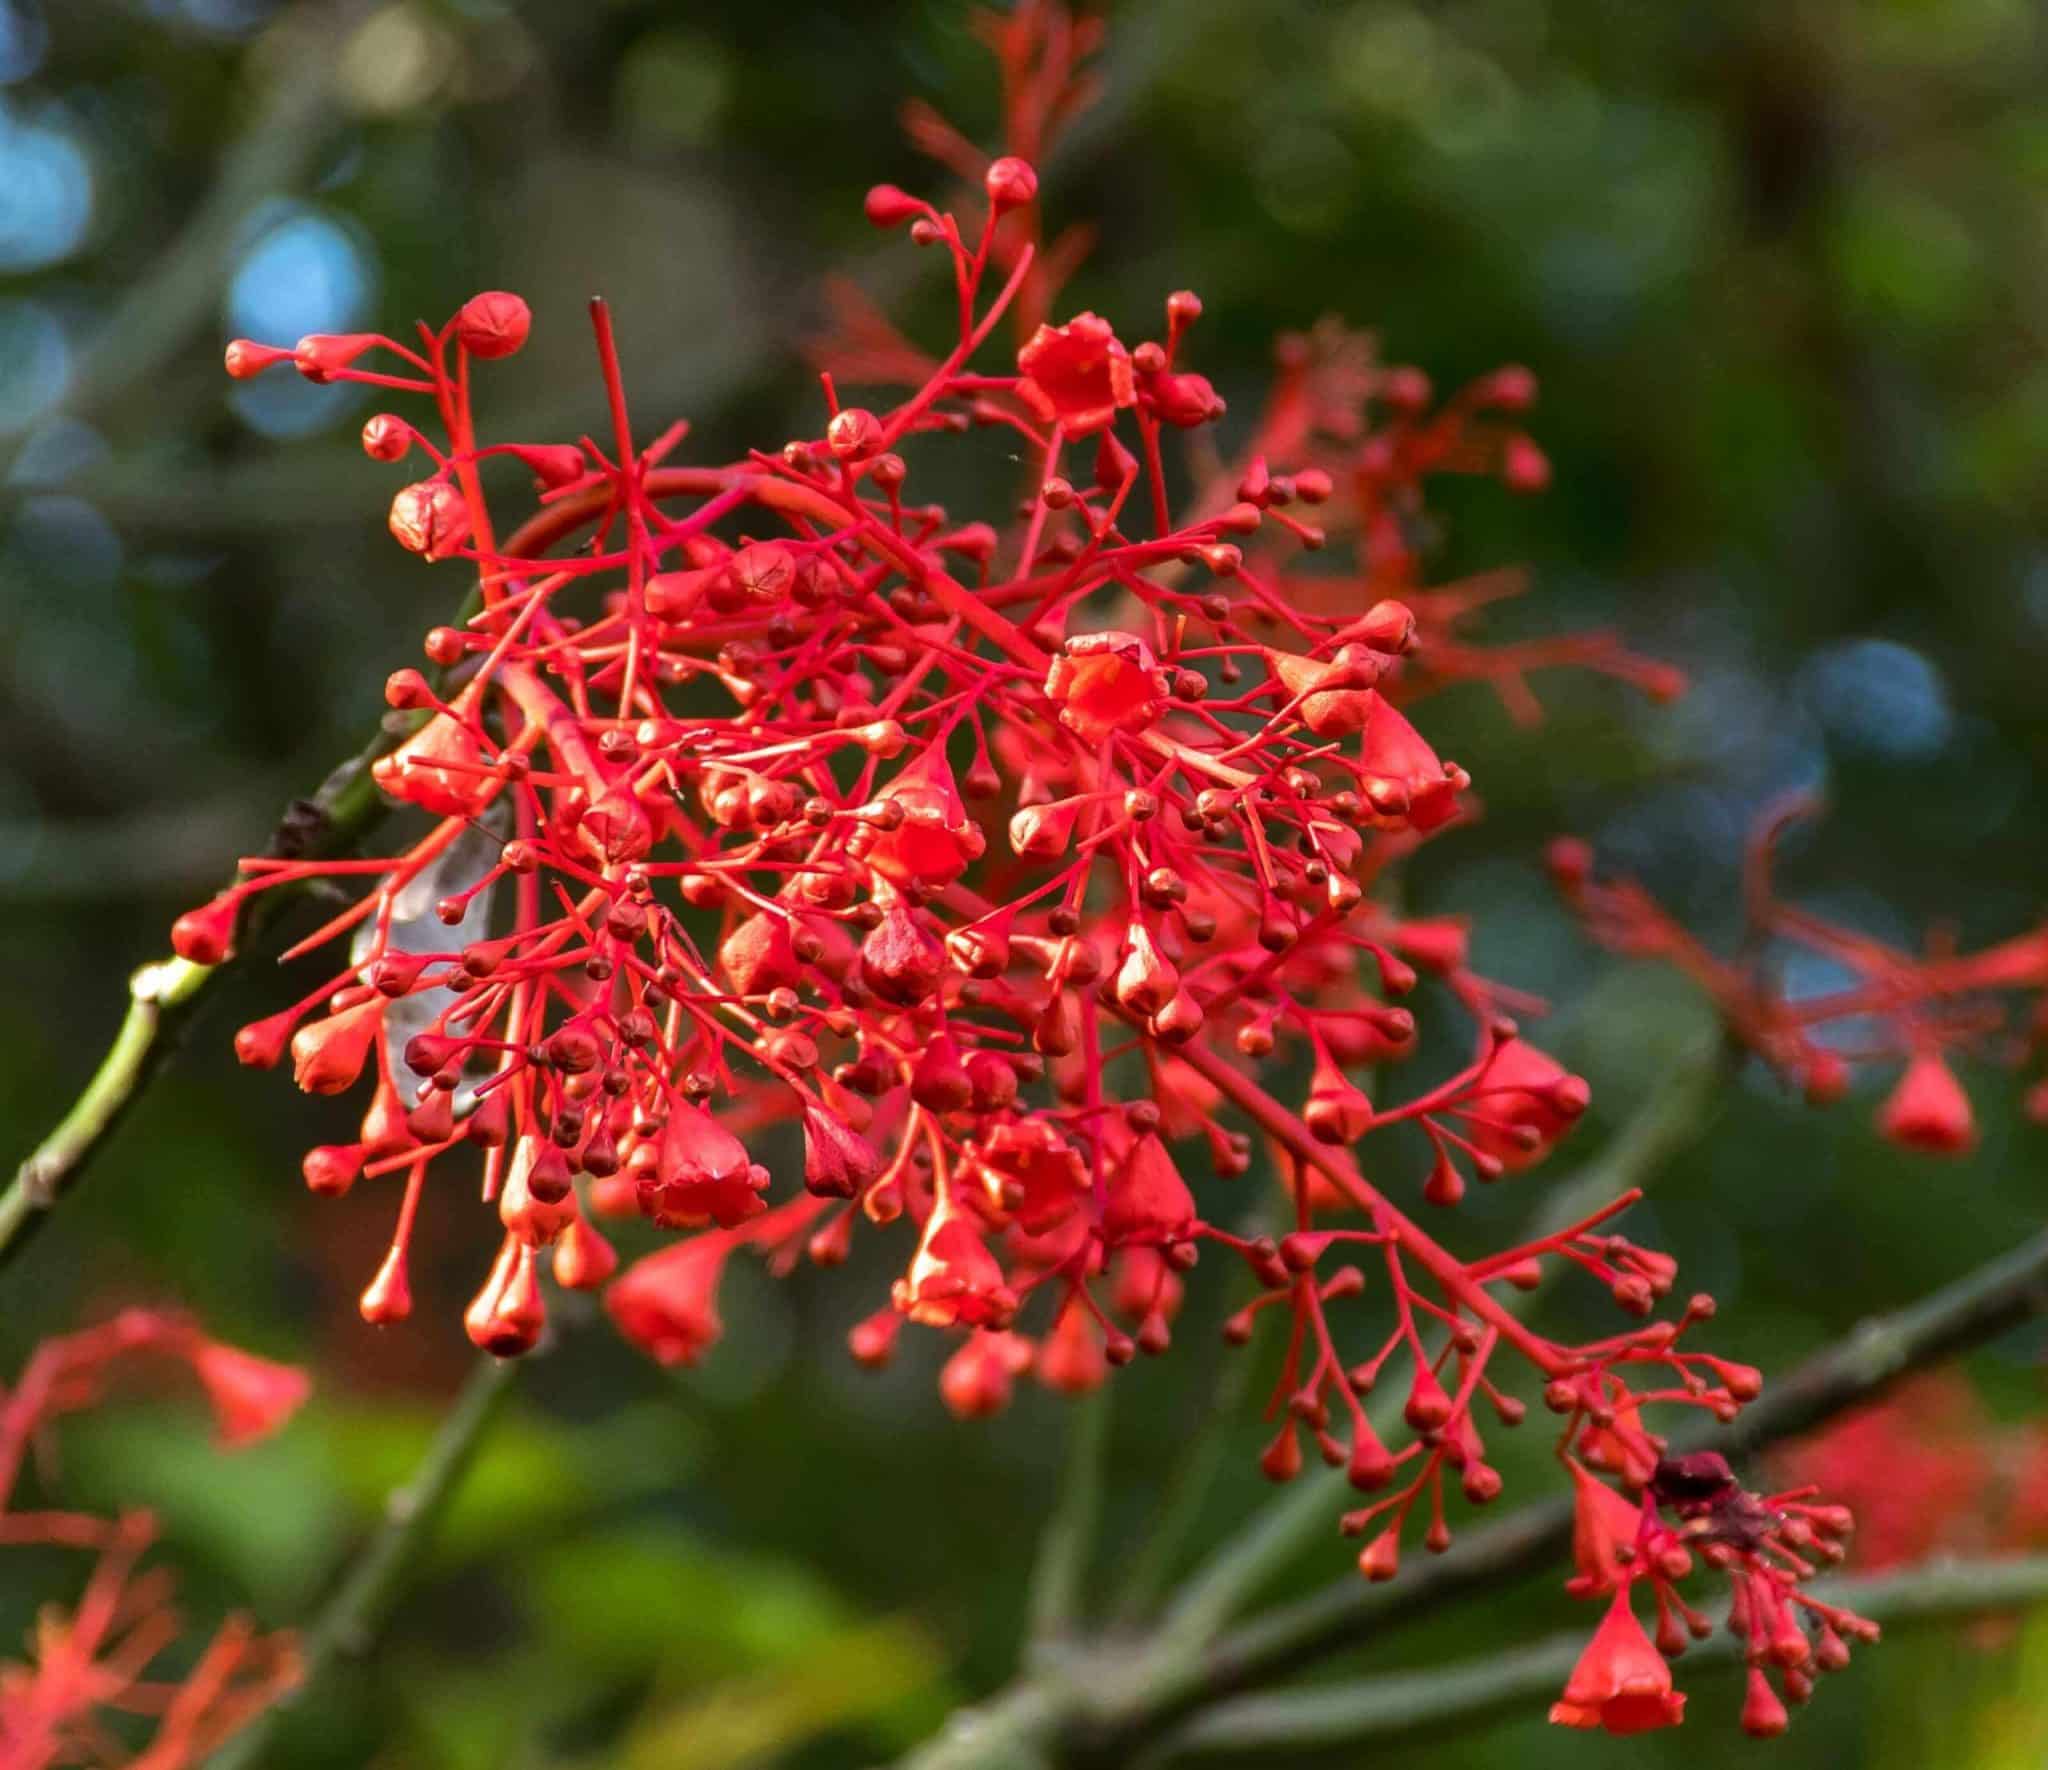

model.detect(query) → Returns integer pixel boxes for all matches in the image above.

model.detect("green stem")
[1148,1554,2048,1760]
[1028,1388,1114,1653]
[207,1354,521,1770]
[1112,1317,1260,1625]
[0,737,394,1276]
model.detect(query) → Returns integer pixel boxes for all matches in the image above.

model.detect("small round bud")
[984,156,1038,209]
[223,339,290,380]
[864,183,925,228]
[827,407,882,460]
[361,413,412,462]
[384,668,434,711]
[388,481,471,560]
[455,291,531,359]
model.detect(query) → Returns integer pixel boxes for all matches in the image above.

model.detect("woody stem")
[206,1352,521,1770]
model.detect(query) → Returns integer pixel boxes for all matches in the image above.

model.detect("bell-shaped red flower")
[605,1235,730,1367]
[894,1193,1018,1330]
[1565,1457,1644,1597]
[1102,1135,1196,1245]
[971,1119,1089,1234]
[1265,645,1384,739]
[187,1339,311,1447]
[938,1329,1032,1418]
[288,998,385,1096]
[1357,695,1465,832]
[628,1102,768,1229]
[859,752,984,890]
[1548,1587,1686,1735]
[371,688,497,818]
[1466,1039,1591,1173]
[1877,1051,1976,1157]
[803,1105,882,1199]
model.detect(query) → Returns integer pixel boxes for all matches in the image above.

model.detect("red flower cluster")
[0,1312,305,1767]
[1551,1452,1876,1739]
[175,1,1859,1734]
[1773,1371,2048,1572]
[1550,795,2048,1158]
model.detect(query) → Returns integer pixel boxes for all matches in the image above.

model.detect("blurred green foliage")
[1,0,2045,1764]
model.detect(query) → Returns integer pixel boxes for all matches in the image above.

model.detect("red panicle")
[175,7,1888,1744]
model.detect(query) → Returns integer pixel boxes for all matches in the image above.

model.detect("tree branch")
[0,732,395,1274]
[206,1353,521,1770]
[1148,1554,2048,1760]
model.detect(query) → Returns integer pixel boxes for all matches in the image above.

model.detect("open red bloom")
[1549,1587,1686,1735]
[894,1194,1018,1330]
[1017,312,1136,437]
[1045,633,1169,743]
[970,1120,1088,1234]
[626,1102,768,1229]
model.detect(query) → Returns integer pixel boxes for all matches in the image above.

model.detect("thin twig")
[888,1198,2048,1768]
[1092,1218,2048,1752]
[206,1354,522,1770]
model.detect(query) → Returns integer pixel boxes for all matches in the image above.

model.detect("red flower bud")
[288,999,384,1095]
[983,156,1038,209]
[388,480,472,560]
[171,892,241,965]
[1877,1051,1976,1156]
[455,290,531,359]
[863,183,927,228]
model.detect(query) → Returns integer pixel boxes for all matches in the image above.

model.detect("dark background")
[2,1,2045,1765]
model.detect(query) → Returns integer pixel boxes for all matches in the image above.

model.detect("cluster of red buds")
[1553,1451,1875,1738]
[171,1,1864,1735]
[0,1313,306,1767]
[1550,795,2048,1159]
